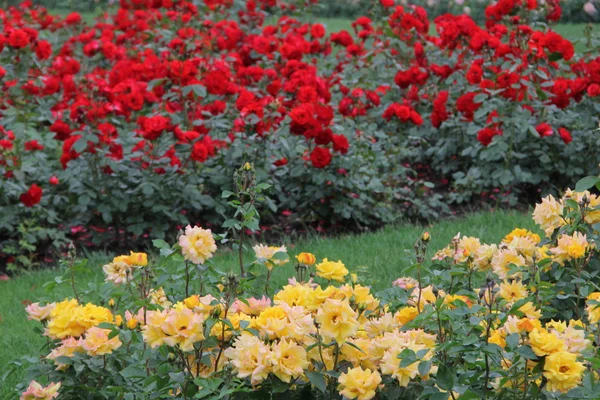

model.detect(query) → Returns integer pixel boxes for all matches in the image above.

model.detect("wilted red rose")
[20,184,42,207]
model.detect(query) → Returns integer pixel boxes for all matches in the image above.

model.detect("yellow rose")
[316,258,348,282]
[81,326,122,356]
[337,366,382,400]
[254,306,289,340]
[543,351,585,392]
[550,232,589,266]
[529,328,564,356]
[178,225,217,265]
[498,280,528,305]
[20,381,61,400]
[224,335,271,386]
[270,339,309,383]
[316,298,359,344]
[395,306,419,325]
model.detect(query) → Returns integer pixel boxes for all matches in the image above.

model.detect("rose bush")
[2,0,600,269]
[5,185,600,399]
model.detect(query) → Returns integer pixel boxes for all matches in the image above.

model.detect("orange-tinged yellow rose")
[296,252,316,266]
[81,326,122,356]
[20,381,61,400]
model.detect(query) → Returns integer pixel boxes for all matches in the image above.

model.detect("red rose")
[34,40,52,60]
[274,158,288,167]
[49,176,59,185]
[536,123,553,137]
[0,139,13,150]
[20,184,42,207]
[587,84,600,97]
[466,64,483,84]
[24,140,44,151]
[138,115,170,140]
[332,134,349,154]
[431,91,449,128]
[191,141,209,163]
[477,127,502,146]
[0,66,5,79]
[50,120,73,141]
[7,29,30,49]
[65,12,82,25]
[558,127,572,144]
[310,147,332,168]
[310,24,326,39]
[289,104,314,126]
[380,0,394,7]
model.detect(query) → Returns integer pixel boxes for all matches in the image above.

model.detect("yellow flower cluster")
[533,188,600,237]
[432,227,589,279]
[41,299,113,340]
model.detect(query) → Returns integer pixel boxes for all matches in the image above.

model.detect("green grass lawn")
[0,209,538,398]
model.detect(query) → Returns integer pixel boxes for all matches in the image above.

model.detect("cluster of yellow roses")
[25,298,122,371]
[20,188,600,399]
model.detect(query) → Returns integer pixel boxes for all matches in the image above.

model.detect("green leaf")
[120,365,146,379]
[576,176,600,192]
[436,365,454,391]
[152,239,170,250]
[305,371,327,393]
[515,345,538,360]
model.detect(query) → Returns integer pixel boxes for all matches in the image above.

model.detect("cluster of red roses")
[0,0,597,216]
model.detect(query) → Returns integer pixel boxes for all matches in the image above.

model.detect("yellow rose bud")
[127,318,138,330]
[115,315,123,326]
[108,298,116,307]
[421,232,431,242]
[296,252,316,266]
